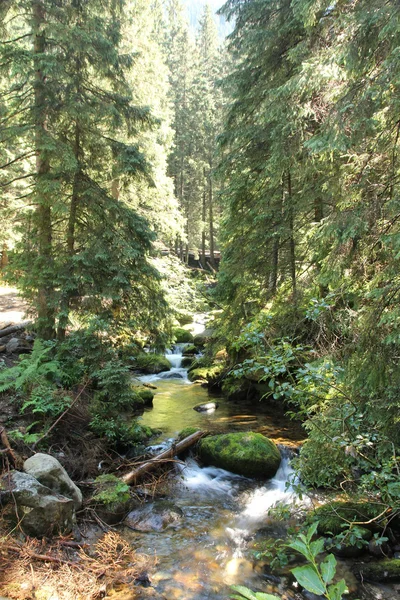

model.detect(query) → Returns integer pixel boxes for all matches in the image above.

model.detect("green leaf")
[320,554,336,584]
[291,565,326,595]
[230,586,257,600]
[306,521,319,542]
[310,537,325,557]
[327,579,347,600]
[287,538,311,560]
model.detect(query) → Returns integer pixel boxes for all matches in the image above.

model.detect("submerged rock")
[24,453,82,509]
[198,432,281,478]
[193,402,219,412]
[1,471,74,537]
[125,501,183,532]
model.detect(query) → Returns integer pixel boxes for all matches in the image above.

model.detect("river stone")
[312,501,384,536]
[1,471,74,537]
[24,453,82,509]
[198,432,281,478]
[125,501,183,532]
[193,402,219,412]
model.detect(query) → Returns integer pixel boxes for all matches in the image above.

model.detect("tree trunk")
[287,171,296,299]
[208,166,215,268]
[33,0,55,340]
[1,243,8,271]
[121,430,205,485]
[202,187,206,267]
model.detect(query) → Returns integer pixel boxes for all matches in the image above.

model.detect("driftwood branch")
[0,321,32,339]
[121,430,205,485]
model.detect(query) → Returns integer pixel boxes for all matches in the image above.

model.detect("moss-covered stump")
[353,559,400,582]
[198,432,281,478]
[173,328,194,343]
[133,353,171,374]
[312,501,384,536]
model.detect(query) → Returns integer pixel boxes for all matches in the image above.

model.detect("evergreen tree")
[1,0,166,339]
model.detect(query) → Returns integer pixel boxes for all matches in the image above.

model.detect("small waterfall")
[138,343,191,383]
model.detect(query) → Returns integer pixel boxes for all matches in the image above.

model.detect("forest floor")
[0,285,28,325]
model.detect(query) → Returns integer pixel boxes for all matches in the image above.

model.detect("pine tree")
[1,0,166,339]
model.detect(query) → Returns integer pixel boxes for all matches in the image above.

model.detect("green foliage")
[288,523,347,600]
[0,340,69,418]
[230,587,279,600]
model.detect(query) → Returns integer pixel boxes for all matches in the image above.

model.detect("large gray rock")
[1,471,74,537]
[24,453,82,509]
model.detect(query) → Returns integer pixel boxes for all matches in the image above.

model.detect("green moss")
[182,344,197,356]
[312,501,384,536]
[133,353,171,374]
[181,356,194,368]
[93,474,130,506]
[137,388,154,405]
[177,312,193,326]
[198,432,281,478]
[178,427,201,441]
[187,364,224,384]
[173,328,194,343]
[354,559,400,582]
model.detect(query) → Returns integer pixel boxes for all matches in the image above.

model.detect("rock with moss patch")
[182,344,197,356]
[198,432,281,478]
[177,312,193,326]
[312,501,384,536]
[193,329,214,348]
[133,353,171,374]
[173,328,194,343]
[93,474,133,525]
[181,356,194,368]
[353,559,400,582]
[187,365,224,385]
[137,388,155,406]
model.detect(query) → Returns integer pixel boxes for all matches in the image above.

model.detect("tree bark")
[287,171,296,299]
[208,165,215,268]
[33,0,55,340]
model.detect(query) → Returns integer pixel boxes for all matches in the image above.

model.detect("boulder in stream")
[125,500,183,532]
[24,452,83,509]
[353,558,400,582]
[198,432,281,478]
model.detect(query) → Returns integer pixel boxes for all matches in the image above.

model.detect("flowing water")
[121,346,399,600]
[124,346,305,599]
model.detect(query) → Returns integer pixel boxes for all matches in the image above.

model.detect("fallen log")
[0,321,32,339]
[0,426,23,469]
[121,430,205,486]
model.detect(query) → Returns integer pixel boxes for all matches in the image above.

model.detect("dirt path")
[0,286,28,326]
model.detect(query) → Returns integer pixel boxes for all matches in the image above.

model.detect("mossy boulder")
[353,559,400,582]
[181,356,194,368]
[182,344,197,356]
[176,312,193,326]
[188,364,224,385]
[193,328,214,348]
[137,388,155,406]
[133,353,171,374]
[173,328,194,343]
[312,501,384,536]
[198,432,281,478]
